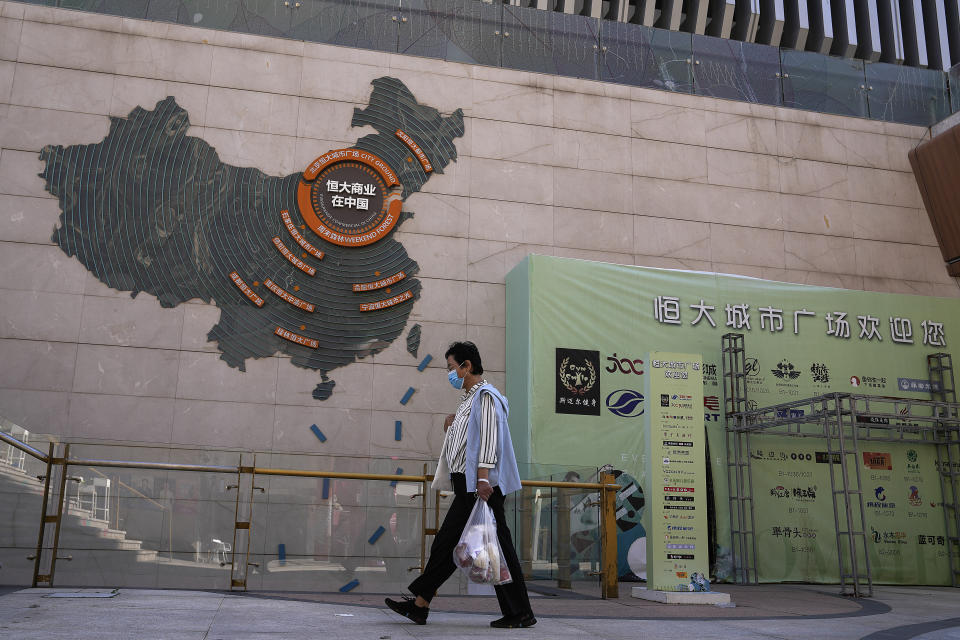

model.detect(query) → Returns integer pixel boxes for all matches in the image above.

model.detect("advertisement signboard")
[505,255,959,584]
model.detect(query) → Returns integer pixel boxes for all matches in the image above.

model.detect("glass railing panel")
[779,49,868,118]
[599,21,693,93]
[507,464,601,585]
[254,452,431,593]
[52,461,244,590]
[399,0,502,67]
[183,0,293,37]
[950,64,960,115]
[501,5,599,79]
[287,0,400,53]
[865,61,951,127]
[691,33,781,106]
[0,420,52,585]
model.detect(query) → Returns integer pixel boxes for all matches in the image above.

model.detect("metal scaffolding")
[722,334,960,597]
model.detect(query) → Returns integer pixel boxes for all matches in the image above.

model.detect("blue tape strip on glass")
[339,579,359,593]
[395,420,402,441]
[390,467,403,487]
[368,526,386,544]
[400,388,414,405]
[322,478,330,499]
[417,354,432,371]
[278,543,286,561]
[310,424,326,442]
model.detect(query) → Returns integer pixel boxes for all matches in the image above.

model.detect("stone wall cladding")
[0,0,957,451]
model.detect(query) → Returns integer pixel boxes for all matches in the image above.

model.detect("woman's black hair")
[444,341,483,375]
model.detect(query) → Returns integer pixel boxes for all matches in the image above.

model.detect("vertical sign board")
[644,352,708,591]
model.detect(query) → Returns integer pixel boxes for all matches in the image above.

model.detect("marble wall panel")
[633,176,783,230]
[78,295,184,350]
[554,90,631,137]
[9,63,113,115]
[850,202,937,246]
[418,153,471,199]
[0,388,69,435]
[468,199,554,245]
[0,105,111,153]
[466,281,505,327]
[386,66,474,119]
[0,60,12,103]
[554,207,633,254]
[296,97,368,146]
[176,351,278,404]
[197,128,298,177]
[0,149,48,198]
[0,17,20,61]
[0,337,77,391]
[472,79,554,128]
[109,76,210,126]
[369,409,443,460]
[67,393,174,443]
[0,288,83,342]
[843,129,897,170]
[179,304,222,353]
[631,138,708,183]
[73,344,180,398]
[300,56,384,104]
[272,404,371,456]
[780,194,854,237]
[707,148,780,191]
[554,166,632,214]
[634,254,713,272]
[633,216,712,261]
[553,246,634,265]
[0,241,87,294]
[0,195,61,244]
[777,157,849,200]
[170,398,275,450]
[776,120,848,164]
[631,101,707,147]
[370,320,465,369]
[391,232,468,281]
[846,165,922,209]
[704,111,777,154]
[470,157,553,205]
[469,119,556,166]
[854,239,952,284]
[466,240,553,284]
[209,45,302,96]
[205,87,299,137]
[371,363,452,415]
[399,193,470,240]
[411,277,467,325]
[783,232,857,274]
[554,128,631,175]
[274,357,372,410]
[709,224,786,269]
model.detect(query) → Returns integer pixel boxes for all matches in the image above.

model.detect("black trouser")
[408,473,533,619]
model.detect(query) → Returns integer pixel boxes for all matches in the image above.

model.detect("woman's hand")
[476,479,493,501]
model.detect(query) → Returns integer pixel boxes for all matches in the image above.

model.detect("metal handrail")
[0,430,48,463]
[2,426,620,598]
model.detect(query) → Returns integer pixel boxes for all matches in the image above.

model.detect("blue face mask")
[448,366,464,390]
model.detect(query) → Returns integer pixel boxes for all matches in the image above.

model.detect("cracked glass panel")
[398,0,502,67]
[865,63,951,127]
[599,21,693,93]
[780,49,867,118]
[951,64,960,115]
[692,34,782,106]
[287,0,399,52]
[501,5,599,79]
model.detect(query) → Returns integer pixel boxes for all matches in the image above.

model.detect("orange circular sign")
[297,149,402,247]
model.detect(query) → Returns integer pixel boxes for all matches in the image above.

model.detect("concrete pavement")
[0,583,959,639]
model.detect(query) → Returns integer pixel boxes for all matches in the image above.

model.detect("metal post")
[228,454,260,591]
[31,443,71,587]
[557,487,572,589]
[599,472,618,599]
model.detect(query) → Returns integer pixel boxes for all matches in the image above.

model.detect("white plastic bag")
[453,500,512,585]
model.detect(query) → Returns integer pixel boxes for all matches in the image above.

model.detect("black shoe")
[385,596,428,625]
[490,614,537,628]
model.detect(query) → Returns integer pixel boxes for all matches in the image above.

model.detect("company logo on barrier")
[850,375,861,387]
[606,390,645,418]
[908,486,922,507]
[771,359,801,380]
[556,348,601,416]
[875,487,886,501]
[605,353,644,375]
[863,452,892,470]
[704,396,720,411]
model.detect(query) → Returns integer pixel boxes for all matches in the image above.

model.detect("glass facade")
[11,0,958,127]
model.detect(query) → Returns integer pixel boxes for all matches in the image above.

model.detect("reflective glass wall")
[14,0,958,127]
